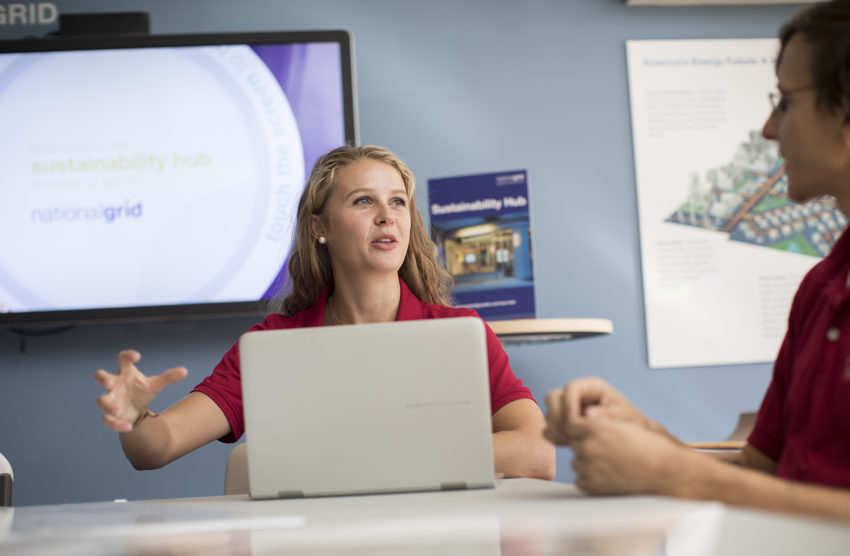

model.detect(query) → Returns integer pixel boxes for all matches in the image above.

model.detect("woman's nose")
[375,207,393,225]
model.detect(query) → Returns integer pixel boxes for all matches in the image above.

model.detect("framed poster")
[428,170,536,320]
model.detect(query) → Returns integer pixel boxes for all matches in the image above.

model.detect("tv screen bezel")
[0,29,357,328]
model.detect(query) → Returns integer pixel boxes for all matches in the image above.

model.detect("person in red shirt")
[544,0,850,522]
[96,144,555,481]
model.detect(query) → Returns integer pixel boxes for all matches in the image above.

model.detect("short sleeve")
[747,274,811,460]
[483,321,535,413]
[747,330,790,461]
[193,337,247,443]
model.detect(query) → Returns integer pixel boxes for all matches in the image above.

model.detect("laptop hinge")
[440,482,467,491]
[277,490,305,499]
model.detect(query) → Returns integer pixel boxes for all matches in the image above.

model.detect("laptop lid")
[239,316,496,499]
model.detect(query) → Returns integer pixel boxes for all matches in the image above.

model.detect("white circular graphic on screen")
[0,46,304,311]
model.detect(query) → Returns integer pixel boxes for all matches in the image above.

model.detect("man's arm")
[544,377,679,444]
[674,441,849,521]
[568,417,850,522]
[713,443,777,474]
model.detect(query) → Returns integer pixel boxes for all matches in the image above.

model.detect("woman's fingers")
[117,349,141,364]
[151,367,188,392]
[95,350,159,433]
[93,368,115,390]
[95,350,142,393]
[97,389,132,420]
[117,350,141,375]
[101,412,133,433]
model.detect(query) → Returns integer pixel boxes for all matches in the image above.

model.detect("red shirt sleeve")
[192,328,254,443]
[747,330,790,461]
[482,320,535,414]
[747,271,811,460]
[192,314,300,443]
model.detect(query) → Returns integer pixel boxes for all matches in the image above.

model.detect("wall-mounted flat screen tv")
[0,29,357,327]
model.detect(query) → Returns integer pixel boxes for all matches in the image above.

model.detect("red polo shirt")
[193,277,534,442]
[748,229,850,487]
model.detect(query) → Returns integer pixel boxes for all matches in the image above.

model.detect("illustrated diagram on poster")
[628,39,847,368]
[428,170,536,321]
[665,132,846,257]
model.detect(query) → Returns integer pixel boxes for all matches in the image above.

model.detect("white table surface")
[2,478,849,555]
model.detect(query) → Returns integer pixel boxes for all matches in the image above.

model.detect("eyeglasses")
[768,84,818,112]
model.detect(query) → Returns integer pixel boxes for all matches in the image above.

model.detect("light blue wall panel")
[0,0,803,505]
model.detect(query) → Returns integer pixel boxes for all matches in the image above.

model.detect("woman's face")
[312,158,411,280]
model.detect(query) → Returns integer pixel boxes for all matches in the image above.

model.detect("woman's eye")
[354,196,371,206]
[391,198,407,207]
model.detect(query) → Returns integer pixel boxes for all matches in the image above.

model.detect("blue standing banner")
[428,170,536,320]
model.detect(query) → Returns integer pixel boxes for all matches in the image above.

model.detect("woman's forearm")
[119,410,175,470]
[493,429,556,480]
[119,392,230,470]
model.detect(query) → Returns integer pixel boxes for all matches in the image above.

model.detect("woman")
[96,145,555,480]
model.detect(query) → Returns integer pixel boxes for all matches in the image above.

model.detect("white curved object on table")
[487,318,613,345]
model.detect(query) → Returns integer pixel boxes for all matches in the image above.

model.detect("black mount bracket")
[54,12,150,37]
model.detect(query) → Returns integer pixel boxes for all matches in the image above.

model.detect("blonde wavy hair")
[268,145,454,316]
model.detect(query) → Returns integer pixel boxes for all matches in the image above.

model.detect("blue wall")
[0,0,803,506]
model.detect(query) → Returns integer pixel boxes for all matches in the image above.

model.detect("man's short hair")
[778,0,850,113]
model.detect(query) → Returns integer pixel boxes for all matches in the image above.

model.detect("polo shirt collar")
[295,276,423,326]
[397,276,426,321]
[294,283,331,327]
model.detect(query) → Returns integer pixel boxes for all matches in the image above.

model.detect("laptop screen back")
[239,316,495,499]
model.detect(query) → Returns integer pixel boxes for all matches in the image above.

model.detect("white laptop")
[239,316,496,499]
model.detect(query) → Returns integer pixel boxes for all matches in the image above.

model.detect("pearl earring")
[318,236,327,245]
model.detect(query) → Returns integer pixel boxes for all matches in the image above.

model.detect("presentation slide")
[0,42,345,313]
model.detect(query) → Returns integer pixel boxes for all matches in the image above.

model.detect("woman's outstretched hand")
[94,350,187,432]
